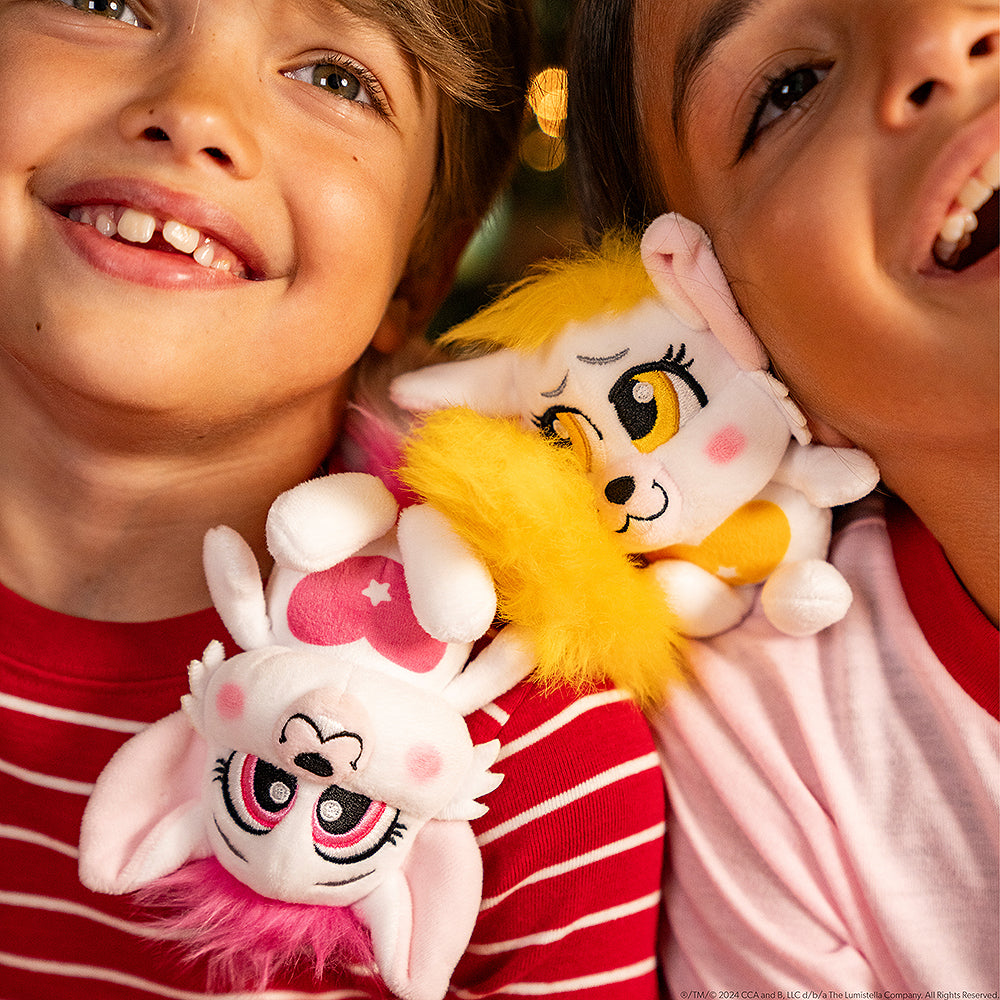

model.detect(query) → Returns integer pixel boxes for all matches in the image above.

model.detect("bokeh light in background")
[429,0,578,336]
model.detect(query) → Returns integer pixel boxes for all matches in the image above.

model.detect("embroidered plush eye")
[215,752,298,835]
[532,406,601,472]
[609,348,708,454]
[311,785,405,864]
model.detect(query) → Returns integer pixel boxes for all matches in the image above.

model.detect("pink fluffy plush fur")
[135,858,376,990]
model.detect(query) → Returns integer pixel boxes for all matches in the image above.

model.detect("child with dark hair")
[567,0,998,993]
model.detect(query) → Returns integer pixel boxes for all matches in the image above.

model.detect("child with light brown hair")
[0,1,666,996]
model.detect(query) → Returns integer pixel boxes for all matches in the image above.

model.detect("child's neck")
[0,385,343,622]
[885,434,999,627]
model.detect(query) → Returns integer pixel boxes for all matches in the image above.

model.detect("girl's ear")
[373,220,475,354]
[640,212,770,373]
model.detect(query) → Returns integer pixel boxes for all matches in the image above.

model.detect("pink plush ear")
[78,710,209,894]
[640,212,769,372]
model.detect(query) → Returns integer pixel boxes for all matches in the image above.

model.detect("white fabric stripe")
[480,820,665,910]
[449,956,657,997]
[0,950,369,1000]
[0,691,148,734]
[0,824,79,859]
[495,689,631,762]
[0,756,94,796]
[467,890,661,954]
[479,701,510,726]
[0,891,172,940]
[476,750,660,847]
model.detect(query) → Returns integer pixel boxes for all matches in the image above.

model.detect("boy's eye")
[285,58,387,114]
[56,0,144,27]
[741,63,830,155]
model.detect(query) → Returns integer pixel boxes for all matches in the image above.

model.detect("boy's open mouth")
[931,151,999,271]
[62,204,255,280]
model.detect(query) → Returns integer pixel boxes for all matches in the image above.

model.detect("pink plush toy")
[391,214,881,638]
[79,473,531,1000]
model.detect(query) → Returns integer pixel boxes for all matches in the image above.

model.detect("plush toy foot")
[650,559,754,637]
[760,559,852,636]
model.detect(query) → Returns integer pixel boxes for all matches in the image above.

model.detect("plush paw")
[650,559,754,637]
[761,558,852,636]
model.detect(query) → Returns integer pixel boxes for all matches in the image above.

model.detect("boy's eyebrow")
[671,0,759,141]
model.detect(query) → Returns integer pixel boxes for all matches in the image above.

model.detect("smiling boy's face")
[634,0,998,470]
[0,0,441,436]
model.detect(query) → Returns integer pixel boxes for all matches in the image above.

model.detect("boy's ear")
[372,221,474,354]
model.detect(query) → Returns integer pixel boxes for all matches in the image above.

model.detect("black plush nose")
[294,752,335,778]
[604,476,636,505]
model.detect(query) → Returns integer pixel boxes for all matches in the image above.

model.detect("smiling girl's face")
[633,0,998,471]
[0,0,440,436]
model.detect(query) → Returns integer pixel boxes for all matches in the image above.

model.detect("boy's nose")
[118,49,263,179]
[877,2,999,128]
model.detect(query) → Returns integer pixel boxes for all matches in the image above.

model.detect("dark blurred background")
[429,0,580,336]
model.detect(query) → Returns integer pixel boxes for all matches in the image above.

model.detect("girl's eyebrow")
[671,0,760,141]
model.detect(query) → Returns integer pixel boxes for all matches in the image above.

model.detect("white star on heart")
[361,579,392,606]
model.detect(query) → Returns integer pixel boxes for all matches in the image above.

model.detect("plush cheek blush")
[216,683,245,721]
[705,425,747,464]
[406,744,443,783]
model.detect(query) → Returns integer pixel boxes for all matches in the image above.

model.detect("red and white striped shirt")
[0,579,665,999]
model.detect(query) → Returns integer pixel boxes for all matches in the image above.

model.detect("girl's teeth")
[163,219,201,254]
[957,175,993,213]
[117,207,156,244]
[939,209,978,244]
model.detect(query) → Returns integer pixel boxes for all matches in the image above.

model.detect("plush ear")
[396,503,497,643]
[389,350,522,417]
[203,526,272,651]
[78,710,209,894]
[358,821,482,1000]
[640,212,769,373]
[265,473,399,573]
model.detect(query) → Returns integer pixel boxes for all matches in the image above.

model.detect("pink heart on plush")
[285,555,447,673]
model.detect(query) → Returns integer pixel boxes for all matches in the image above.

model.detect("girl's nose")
[118,45,263,178]
[877,2,999,128]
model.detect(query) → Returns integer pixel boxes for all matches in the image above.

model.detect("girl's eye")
[216,752,297,835]
[285,59,386,114]
[311,785,405,864]
[741,64,830,155]
[56,0,144,27]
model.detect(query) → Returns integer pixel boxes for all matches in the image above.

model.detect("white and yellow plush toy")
[392,213,880,638]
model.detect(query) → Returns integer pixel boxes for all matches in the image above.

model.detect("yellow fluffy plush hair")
[437,230,655,356]
[400,407,686,706]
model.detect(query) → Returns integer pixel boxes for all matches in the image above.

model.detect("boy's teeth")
[117,207,156,244]
[163,220,201,254]
[982,152,1000,189]
[68,204,248,276]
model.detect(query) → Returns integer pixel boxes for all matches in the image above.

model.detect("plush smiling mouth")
[63,204,254,279]
[932,152,999,271]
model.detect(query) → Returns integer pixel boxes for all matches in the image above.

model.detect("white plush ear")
[389,351,522,417]
[396,503,497,642]
[78,711,209,894]
[640,212,769,373]
[203,526,272,650]
[357,821,483,1000]
[266,472,399,573]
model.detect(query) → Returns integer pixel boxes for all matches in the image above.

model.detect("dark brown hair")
[566,0,664,243]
